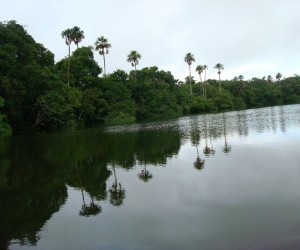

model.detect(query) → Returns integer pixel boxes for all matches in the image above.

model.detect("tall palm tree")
[95,36,111,76]
[195,65,204,97]
[276,72,282,85]
[72,26,85,48]
[184,53,195,95]
[203,65,208,99]
[214,63,224,92]
[267,75,273,83]
[203,65,208,81]
[61,28,73,86]
[127,50,141,81]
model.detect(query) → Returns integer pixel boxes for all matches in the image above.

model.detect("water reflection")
[109,164,126,206]
[1,104,300,249]
[138,164,153,182]
[222,113,231,154]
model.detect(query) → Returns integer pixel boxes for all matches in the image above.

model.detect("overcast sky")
[2,0,300,81]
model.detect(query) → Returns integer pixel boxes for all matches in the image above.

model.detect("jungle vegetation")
[1,20,300,135]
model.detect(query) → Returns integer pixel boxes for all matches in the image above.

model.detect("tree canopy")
[1,20,300,135]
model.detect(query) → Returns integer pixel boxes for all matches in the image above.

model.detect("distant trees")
[95,36,111,76]
[2,20,300,135]
[184,53,195,95]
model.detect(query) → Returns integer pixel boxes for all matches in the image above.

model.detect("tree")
[195,65,203,82]
[72,26,85,48]
[276,72,282,84]
[61,28,73,85]
[196,65,204,97]
[214,63,224,92]
[127,50,141,81]
[267,75,273,83]
[203,65,208,99]
[184,52,195,95]
[0,97,12,136]
[238,75,244,81]
[95,36,111,76]
[203,65,208,81]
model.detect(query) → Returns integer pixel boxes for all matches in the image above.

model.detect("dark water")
[1,105,300,250]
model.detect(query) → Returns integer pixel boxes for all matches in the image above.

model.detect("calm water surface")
[1,105,300,249]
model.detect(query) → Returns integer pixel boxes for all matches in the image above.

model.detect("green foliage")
[0,97,12,136]
[0,20,57,129]
[234,97,247,110]
[55,46,102,88]
[2,20,300,133]
[36,85,81,130]
[105,110,136,125]
[213,92,235,111]
[190,97,217,113]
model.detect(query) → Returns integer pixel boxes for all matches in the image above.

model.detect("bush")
[105,111,136,126]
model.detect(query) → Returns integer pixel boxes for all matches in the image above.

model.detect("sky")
[1,0,300,81]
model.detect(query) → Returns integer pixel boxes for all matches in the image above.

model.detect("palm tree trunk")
[218,73,221,93]
[134,63,137,81]
[189,65,192,95]
[68,44,70,86]
[103,54,106,76]
[199,74,202,97]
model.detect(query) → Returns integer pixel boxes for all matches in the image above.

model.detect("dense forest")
[1,20,300,136]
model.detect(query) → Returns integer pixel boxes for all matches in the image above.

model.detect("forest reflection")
[0,105,298,249]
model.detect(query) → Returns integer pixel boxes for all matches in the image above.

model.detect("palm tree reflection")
[109,164,126,206]
[222,113,231,154]
[77,166,102,217]
[194,144,205,170]
[138,164,153,182]
[203,115,216,157]
[79,193,102,217]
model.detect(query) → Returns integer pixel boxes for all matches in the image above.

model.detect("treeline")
[1,20,300,135]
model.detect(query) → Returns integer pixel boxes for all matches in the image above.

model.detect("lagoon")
[2,104,300,249]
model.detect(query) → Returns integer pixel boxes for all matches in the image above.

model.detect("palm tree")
[127,50,141,81]
[203,65,208,81]
[276,72,282,85]
[184,53,195,95]
[238,75,244,81]
[61,28,73,85]
[95,36,111,76]
[214,63,224,92]
[72,26,85,48]
[203,65,208,99]
[267,75,273,83]
[195,65,204,97]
